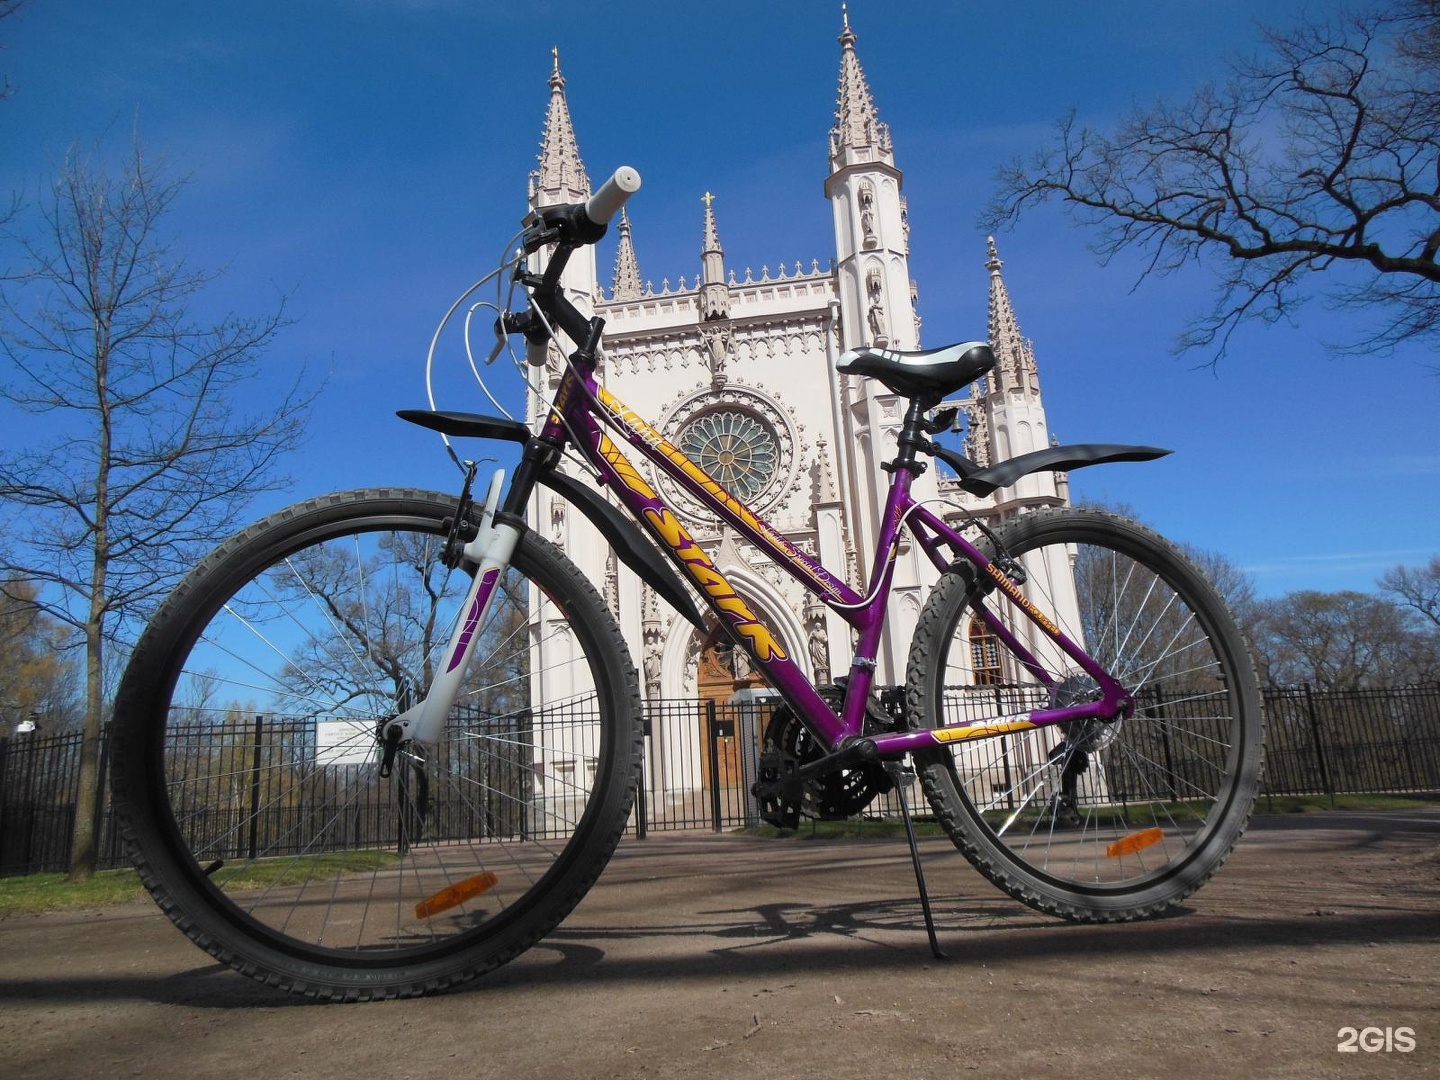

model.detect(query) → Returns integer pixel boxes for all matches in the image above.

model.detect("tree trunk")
[67,622,104,881]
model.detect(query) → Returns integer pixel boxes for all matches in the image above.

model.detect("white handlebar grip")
[585,166,642,226]
[525,336,550,368]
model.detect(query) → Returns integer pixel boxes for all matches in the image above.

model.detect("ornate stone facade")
[525,15,1066,713]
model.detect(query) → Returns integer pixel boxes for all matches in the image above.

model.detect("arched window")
[969,620,1002,685]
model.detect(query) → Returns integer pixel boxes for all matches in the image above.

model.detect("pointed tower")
[828,5,894,175]
[824,7,929,679]
[824,6,914,353]
[530,48,590,209]
[611,209,643,301]
[526,49,599,365]
[986,237,1040,398]
[524,50,607,720]
[699,192,730,320]
[979,238,1064,517]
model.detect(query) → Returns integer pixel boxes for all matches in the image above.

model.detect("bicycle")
[110,166,1264,1001]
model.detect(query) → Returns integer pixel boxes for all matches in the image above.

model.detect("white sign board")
[315,718,375,767]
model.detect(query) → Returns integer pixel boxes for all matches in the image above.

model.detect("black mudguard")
[929,441,1171,497]
[398,409,707,632]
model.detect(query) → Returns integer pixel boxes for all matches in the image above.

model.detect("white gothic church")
[524,13,1068,715]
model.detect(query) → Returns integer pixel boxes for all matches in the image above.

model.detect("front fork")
[380,469,515,766]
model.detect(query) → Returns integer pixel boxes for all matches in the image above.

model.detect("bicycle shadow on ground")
[2,898,1436,1009]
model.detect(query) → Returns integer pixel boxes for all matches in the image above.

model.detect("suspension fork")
[383,422,578,759]
[380,468,520,755]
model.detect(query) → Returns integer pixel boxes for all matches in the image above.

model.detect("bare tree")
[1378,555,1440,629]
[986,1,1440,360]
[0,0,24,103]
[1250,589,1439,689]
[269,538,532,723]
[0,137,313,879]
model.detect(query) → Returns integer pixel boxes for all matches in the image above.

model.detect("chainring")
[760,686,899,822]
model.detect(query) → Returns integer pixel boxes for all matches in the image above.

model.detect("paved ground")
[1,810,1437,1079]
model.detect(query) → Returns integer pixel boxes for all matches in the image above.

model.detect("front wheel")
[906,508,1264,921]
[110,488,642,999]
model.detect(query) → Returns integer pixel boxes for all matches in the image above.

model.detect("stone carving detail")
[962,402,992,469]
[642,596,663,701]
[859,183,877,249]
[805,596,831,684]
[604,550,619,616]
[549,494,567,548]
[865,267,887,344]
[700,324,732,389]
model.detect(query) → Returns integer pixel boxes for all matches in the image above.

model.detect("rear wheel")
[111,488,641,999]
[906,508,1263,921]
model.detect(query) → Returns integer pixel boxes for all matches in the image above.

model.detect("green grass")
[3,795,1437,915]
[0,867,149,917]
[207,850,398,890]
[0,849,399,918]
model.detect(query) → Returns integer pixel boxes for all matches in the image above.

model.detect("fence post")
[707,700,722,833]
[248,715,265,861]
[1302,684,1334,805]
[995,686,1015,811]
[0,735,9,873]
[1153,688,1179,801]
[635,709,649,841]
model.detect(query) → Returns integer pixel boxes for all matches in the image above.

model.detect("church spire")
[611,209,643,301]
[699,191,730,320]
[530,48,590,208]
[829,6,893,172]
[986,237,1040,396]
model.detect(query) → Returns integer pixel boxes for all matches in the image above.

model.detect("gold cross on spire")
[702,191,715,208]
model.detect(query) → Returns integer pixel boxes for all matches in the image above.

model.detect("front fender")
[398,409,707,632]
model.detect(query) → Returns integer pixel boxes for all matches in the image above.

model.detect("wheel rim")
[932,519,1257,896]
[133,503,622,964]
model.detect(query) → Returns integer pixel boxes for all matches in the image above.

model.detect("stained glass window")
[677,410,780,503]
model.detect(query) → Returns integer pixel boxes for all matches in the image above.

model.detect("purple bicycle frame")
[539,363,1132,759]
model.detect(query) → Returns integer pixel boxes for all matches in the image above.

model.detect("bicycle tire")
[111,488,642,999]
[906,507,1263,921]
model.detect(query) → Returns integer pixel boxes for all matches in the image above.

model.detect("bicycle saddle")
[836,340,994,401]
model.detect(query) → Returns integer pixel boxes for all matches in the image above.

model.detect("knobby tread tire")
[905,507,1264,922]
[110,488,643,1000]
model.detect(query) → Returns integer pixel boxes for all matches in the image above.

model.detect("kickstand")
[886,760,947,961]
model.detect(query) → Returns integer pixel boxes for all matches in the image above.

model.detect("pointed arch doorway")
[695,628,767,790]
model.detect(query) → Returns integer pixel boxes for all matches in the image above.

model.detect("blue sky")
[3,0,1436,599]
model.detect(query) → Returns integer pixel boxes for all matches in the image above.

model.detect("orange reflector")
[1106,827,1164,858]
[414,871,499,920]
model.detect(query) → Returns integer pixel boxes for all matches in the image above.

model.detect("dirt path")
[1,810,1436,1079]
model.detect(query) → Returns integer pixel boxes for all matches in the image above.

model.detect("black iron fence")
[4,683,1439,877]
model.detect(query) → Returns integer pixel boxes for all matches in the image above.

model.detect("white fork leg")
[387,470,515,748]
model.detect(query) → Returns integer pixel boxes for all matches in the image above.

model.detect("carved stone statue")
[859,185,877,247]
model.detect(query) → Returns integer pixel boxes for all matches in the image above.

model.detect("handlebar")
[585,166,642,227]
[522,165,643,254]
[511,165,642,366]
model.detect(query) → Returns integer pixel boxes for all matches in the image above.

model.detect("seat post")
[890,397,934,475]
